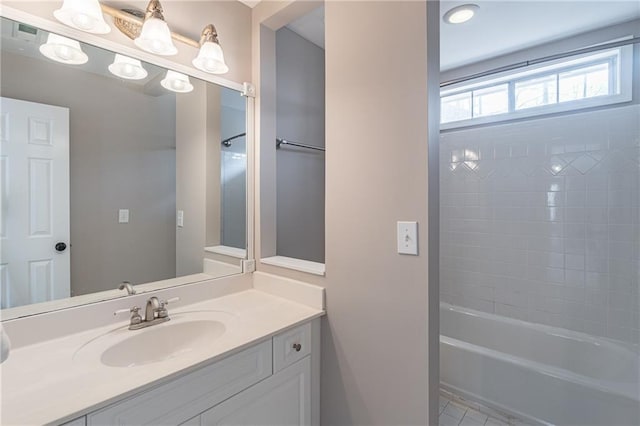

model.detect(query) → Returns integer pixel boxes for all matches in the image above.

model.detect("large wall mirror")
[0,16,248,317]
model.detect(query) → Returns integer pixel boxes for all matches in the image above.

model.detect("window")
[441,43,633,128]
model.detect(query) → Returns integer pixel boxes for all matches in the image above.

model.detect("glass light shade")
[161,70,193,93]
[134,18,177,56]
[108,54,148,80]
[39,33,88,65]
[192,41,229,74]
[54,0,111,34]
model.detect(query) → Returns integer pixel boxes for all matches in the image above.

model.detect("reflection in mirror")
[0,17,247,314]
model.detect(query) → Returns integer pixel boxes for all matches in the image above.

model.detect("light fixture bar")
[99,4,199,48]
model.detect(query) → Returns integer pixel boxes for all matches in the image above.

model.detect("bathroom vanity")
[0,273,324,426]
[82,322,316,426]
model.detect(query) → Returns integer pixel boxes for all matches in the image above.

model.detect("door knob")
[55,242,67,252]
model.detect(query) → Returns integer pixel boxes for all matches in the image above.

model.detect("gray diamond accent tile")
[545,156,569,175]
[571,154,599,174]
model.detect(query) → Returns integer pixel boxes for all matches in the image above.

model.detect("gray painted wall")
[276,27,325,263]
[1,50,177,296]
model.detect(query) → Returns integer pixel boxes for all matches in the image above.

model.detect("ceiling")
[287,6,325,49]
[441,0,640,70]
[246,1,639,71]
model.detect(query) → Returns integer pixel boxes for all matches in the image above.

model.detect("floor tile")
[439,413,461,426]
[463,408,488,424]
[443,401,467,420]
[485,418,510,426]
[460,416,484,426]
[439,396,450,414]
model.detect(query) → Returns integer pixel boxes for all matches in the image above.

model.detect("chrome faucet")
[114,296,180,330]
[118,281,136,295]
[145,296,161,322]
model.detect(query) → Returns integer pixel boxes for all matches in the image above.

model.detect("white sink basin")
[74,311,231,368]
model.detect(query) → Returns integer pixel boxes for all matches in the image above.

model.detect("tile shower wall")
[440,104,640,344]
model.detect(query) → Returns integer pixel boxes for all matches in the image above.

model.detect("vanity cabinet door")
[201,357,311,426]
[87,342,272,426]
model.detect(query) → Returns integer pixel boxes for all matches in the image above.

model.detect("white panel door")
[0,97,70,309]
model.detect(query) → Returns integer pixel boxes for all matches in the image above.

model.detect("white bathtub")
[440,303,640,426]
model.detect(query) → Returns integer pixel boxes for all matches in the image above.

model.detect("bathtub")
[440,303,640,426]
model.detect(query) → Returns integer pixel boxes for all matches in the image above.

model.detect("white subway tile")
[528,250,565,268]
[585,207,608,224]
[565,269,585,286]
[585,289,608,307]
[608,308,634,328]
[564,238,586,255]
[565,254,585,271]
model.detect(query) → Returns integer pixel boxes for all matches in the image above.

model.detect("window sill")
[260,256,325,276]
[204,245,247,259]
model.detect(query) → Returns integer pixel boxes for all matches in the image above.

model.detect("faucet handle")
[162,297,180,306]
[114,306,140,316]
[114,306,143,325]
[157,297,180,319]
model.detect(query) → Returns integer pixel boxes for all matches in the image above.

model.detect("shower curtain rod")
[276,138,326,152]
[221,132,246,147]
[440,36,640,88]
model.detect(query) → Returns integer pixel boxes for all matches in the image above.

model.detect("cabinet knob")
[292,343,302,352]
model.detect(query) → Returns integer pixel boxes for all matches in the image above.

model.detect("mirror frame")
[0,5,255,321]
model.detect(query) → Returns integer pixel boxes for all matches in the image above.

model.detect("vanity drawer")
[87,341,272,426]
[273,322,311,373]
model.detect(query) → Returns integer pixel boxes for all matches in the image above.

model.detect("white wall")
[276,27,325,263]
[440,104,640,344]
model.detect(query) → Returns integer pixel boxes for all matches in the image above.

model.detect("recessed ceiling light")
[443,4,479,24]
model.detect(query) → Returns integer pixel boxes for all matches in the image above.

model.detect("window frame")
[440,42,633,130]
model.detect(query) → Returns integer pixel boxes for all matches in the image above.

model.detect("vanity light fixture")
[108,54,148,80]
[53,0,110,34]
[192,24,229,75]
[39,33,88,65]
[52,0,230,74]
[161,70,194,93]
[443,4,479,24]
[133,0,177,56]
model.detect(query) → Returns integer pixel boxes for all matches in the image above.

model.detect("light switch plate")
[118,209,129,224]
[177,210,184,228]
[397,221,418,255]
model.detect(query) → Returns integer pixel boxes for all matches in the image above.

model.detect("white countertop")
[0,288,324,425]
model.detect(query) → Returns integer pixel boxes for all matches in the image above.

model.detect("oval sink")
[101,320,225,367]
[73,311,232,368]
